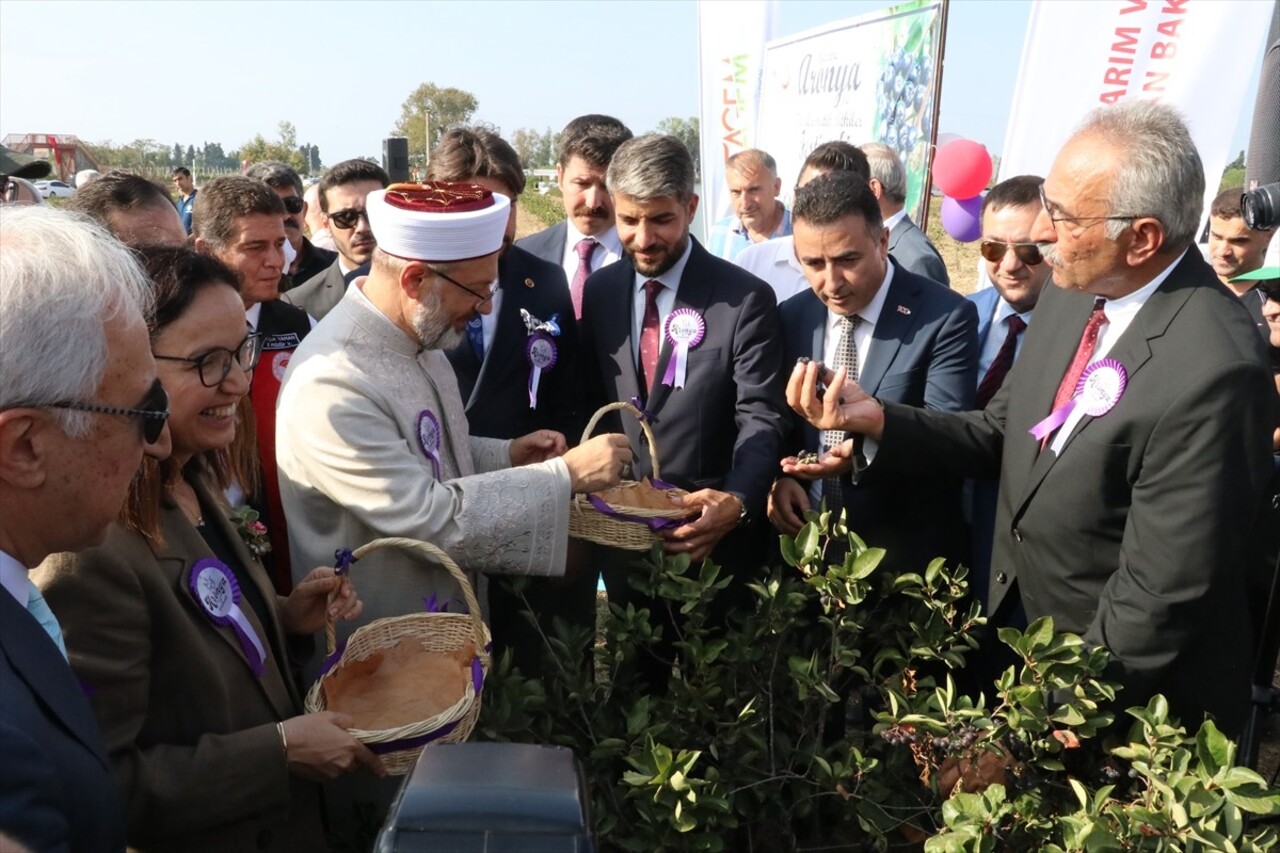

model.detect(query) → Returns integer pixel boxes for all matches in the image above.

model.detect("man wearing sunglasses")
[1208,186,1276,339]
[0,206,169,853]
[246,161,336,289]
[284,159,389,321]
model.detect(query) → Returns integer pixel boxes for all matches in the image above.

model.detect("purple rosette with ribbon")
[525,334,558,408]
[417,409,443,479]
[188,557,267,677]
[1029,358,1128,443]
[661,308,706,389]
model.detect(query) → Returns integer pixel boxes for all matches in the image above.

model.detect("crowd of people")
[1,98,1277,851]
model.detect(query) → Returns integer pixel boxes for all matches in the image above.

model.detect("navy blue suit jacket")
[779,259,978,574]
[0,590,124,852]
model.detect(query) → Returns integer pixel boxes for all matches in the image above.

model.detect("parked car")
[33,179,75,199]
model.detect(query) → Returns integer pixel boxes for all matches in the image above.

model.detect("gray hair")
[1072,100,1203,249]
[0,206,154,436]
[860,142,907,203]
[607,134,695,205]
[245,160,304,197]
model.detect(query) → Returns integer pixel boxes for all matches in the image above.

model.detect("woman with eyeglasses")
[35,246,384,852]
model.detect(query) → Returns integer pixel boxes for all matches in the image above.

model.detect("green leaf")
[1195,719,1231,779]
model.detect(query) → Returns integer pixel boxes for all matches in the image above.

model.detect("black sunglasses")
[154,334,263,388]
[328,207,369,230]
[1258,281,1280,302]
[980,240,1043,266]
[281,195,304,215]
[46,377,170,444]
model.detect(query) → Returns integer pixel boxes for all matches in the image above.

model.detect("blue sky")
[0,0,1261,165]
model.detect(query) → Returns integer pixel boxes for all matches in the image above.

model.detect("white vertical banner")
[998,0,1272,225]
[697,0,779,236]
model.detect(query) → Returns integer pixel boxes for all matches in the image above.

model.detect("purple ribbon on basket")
[627,396,659,425]
[364,656,487,754]
[319,637,349,677]
[586,494,686,531]
[333,548,358,575]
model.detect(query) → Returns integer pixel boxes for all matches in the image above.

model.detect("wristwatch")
[732,494,749,528]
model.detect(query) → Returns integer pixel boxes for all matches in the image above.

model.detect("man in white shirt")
[0,206,169,852]
[516,114,633,320]
[787,101,1275,734]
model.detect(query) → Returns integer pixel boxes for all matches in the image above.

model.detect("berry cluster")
[876,47,932,164]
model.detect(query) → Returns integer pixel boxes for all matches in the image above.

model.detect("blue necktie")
[466,317,485,360]
[26,580,68,660]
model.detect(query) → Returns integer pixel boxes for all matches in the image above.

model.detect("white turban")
[366,182,511,263]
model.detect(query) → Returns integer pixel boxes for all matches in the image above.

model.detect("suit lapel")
[0,591,112,770]
[858,269,917,394]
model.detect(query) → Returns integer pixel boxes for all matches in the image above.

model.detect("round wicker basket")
[568,401,695,551]
[303,537,490,775]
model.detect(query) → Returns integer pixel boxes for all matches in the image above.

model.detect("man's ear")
[401,260,429,300]
[0,411,50,490]
[1126,217,1166,266]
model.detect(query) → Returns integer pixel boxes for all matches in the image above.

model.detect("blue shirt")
[706,205,791,261]
[177,189,197,234]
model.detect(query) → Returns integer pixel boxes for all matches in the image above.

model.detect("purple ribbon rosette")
[661,308,706,389]
[1029,358,1128,445]
[187,557,267,677]
[417,409,443,479]
[520,309,561,409]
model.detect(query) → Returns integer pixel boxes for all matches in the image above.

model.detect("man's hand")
[767,477,810,537]
[279,567,362,636]
[510,430,568,466]
[280,711,386,781]
[779,441,855,480]
[661,488,742,561]
[562,433,632,493]
[786,361,885,439]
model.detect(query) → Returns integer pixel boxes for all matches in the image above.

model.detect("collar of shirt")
[337,255,356,277]
[882,209,909,233]
[823,260,896,366]
[245,302,262,333]
[631,239,695,359]
[992,297,1034,329]
[562,222,622,272]
[733,204,792,240]
[1093,248,1185,361]
[0,549,29,607]
[479,283,503,353]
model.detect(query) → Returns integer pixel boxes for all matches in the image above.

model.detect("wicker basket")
[303,537,491,775]
[568,401,696,551]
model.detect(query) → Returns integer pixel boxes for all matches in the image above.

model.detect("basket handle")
[580,401,660,480]
[324,537,487,659]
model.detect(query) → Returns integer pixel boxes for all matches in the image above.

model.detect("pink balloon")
[933,139,993,199]
[940,194,985,243]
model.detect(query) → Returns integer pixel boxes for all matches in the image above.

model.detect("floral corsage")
[231,506,272,557]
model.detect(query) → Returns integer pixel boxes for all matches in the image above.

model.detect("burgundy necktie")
[638,280,663,397]
[570,238,597,320]
[975,314,1027,409]
[1042,297,1107,447]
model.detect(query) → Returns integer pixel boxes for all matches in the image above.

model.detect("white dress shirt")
[734,235,810,305]
[821,261,895,374]
[882,209,908,233]
[630,240,695,362]
[560,222,622,288]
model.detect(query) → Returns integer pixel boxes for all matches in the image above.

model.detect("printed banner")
[998,0,1272,225]
[756,0,944,223]
[697,0,779,236]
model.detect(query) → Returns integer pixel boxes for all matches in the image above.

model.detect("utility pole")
[424,99,433,168]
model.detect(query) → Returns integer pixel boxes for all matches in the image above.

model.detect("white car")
[34,179,75,199]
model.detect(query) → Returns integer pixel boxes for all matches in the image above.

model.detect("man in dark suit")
[428,126,595,675]
[516,115,632,320]
[768,171,977,575]
[862,142,950,286]
[580,134,787,685]
[0,205,170,852]
[283,159,390,321]
[787,102,1276,734]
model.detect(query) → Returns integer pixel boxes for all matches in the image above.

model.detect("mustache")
[1038,242,1063,267]
[573,204,608,219]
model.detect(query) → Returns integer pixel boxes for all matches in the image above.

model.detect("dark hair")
[318,159,390,213]
[245,161,303,197]
[800,141,871,184]
[792,171,884,232]
[981,175,1045,219]
[558,114,633,170]
[121,245,258,542]
[191,176,285,247]
[1210,186,1244,221]
[65,170,175,227]
[172,166,192,179]
[426,126,526,196]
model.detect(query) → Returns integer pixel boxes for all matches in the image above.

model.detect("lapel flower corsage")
[231,506,272,557]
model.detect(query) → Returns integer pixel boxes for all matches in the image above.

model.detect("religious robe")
[275,283,572,640]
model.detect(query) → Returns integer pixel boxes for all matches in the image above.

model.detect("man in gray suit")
[516,115,632,320]
[283,159,389,321]
[861,142,950,287]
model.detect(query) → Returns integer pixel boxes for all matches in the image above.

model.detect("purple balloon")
[940,193,985,243]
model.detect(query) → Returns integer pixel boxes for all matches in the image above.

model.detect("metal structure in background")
[0,133,101,183]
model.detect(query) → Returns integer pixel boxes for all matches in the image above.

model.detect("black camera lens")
[1241,182,1279,231]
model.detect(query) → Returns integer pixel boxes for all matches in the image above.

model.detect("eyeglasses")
[1258,281,1280,303]
[1038,185,1138,228]
[154,333,264,388]
[328,207,369,230]
[281,195,304,215]
[430,267,498,308]
[46,377,170,444]
[980,240,1043,266]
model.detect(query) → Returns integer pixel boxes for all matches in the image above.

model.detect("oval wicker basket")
[303,537,491,775]
[568,401,696,551]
